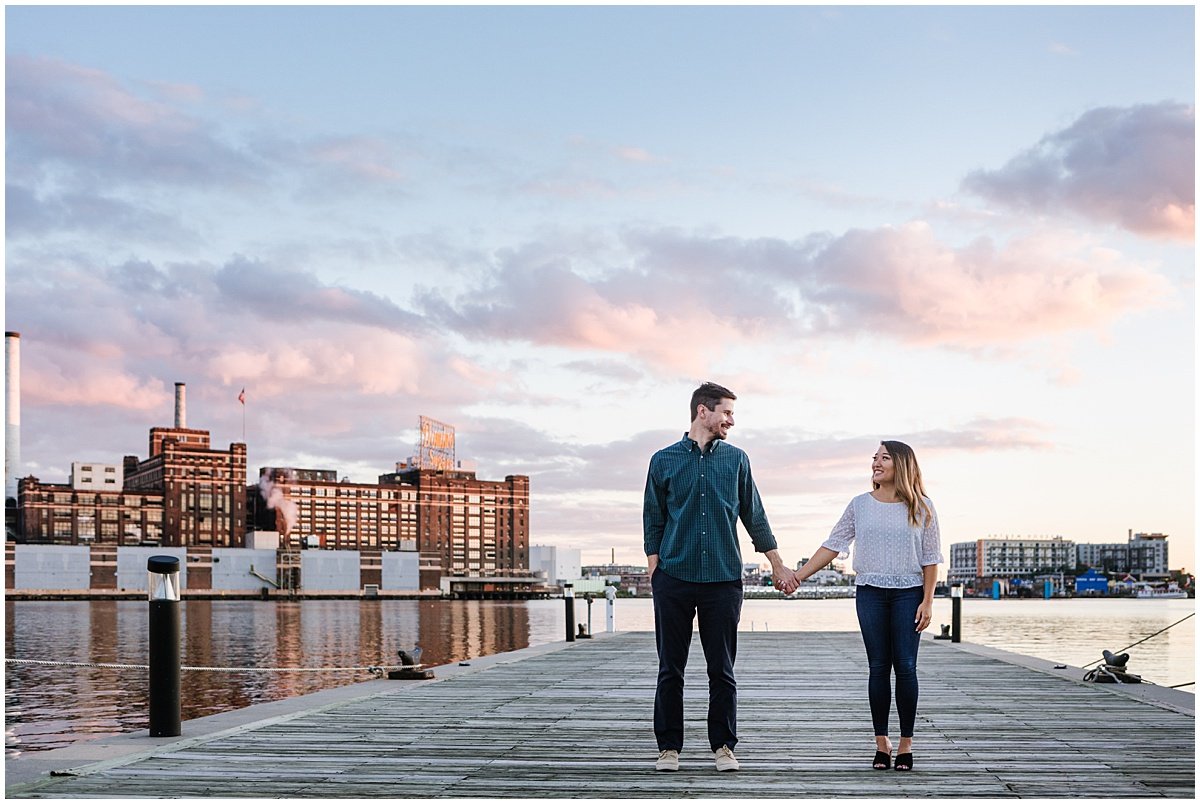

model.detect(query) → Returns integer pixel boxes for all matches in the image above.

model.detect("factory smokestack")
[5,332,20,500]
[174,382,186,428]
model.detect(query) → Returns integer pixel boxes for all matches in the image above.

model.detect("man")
[643,381,797,773]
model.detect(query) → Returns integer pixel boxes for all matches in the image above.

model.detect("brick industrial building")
[253,464,530,577]
[10,386,532,593]
[17,384,246,549]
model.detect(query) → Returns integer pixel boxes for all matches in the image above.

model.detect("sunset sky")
[5,6,1195,572]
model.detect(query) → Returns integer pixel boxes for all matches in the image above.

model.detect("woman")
[792,440,942,772]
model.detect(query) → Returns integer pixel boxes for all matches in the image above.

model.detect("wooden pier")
[6,632,1194,798]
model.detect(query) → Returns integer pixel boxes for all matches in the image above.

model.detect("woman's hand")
[914,599,934,632]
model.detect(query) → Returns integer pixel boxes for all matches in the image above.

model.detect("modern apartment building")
[1128,532,1169,576]
[947,536,1076,584]
[1075,531,1170,577]
[1076,542,1131,572]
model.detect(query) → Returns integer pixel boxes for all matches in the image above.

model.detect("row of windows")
[48,508,164,523]
[38,493,155,506]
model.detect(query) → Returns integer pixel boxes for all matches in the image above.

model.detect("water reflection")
[5,599,533,755]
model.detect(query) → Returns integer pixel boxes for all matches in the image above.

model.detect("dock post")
[605,585,616,632]
[564,583,575,642]
[951,584,963,643]
[147,556,182,737]
[585,592,593,635]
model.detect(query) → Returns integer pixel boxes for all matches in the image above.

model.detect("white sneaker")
[714,745,740,772]
[656,749,680,772]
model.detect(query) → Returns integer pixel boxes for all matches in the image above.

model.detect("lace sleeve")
[821,500,855,557]
[920,499,944,566]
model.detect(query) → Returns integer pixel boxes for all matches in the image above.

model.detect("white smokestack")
[174,382,186,428]
[5,332,20,500]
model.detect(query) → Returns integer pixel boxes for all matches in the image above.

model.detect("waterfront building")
[124,425,248,548]
[947,536,1076,585]
[529,544,581,585]
[948,541,978,584]
[1128,532,1169,577]
[1075,531,1170,578]
[6,376,536,595]
[580,562,650,595]
[15,384,246,549]
[1074,567,1109,595]
[15,475,166,546]
[255,463,531,579]
[252,466,420,552]
[581,563,649,579]
[1076,542,1132,573]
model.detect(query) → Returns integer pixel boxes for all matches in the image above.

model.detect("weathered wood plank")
[7,632,1193,798]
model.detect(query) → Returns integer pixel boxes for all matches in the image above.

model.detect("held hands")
[772,565,799,594]
[914,599,933,632]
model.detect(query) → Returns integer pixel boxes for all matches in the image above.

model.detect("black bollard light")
[147,555,182,737]
[564,583,576,642]
[951,584,963,643]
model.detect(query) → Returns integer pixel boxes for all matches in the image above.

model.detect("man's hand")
[647,554,659,576]
[773,565,798,594]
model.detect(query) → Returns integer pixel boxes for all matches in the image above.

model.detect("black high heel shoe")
[894,752,913,771]
[872,750,891,770]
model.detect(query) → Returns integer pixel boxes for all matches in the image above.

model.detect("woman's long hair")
[876,440,932,528]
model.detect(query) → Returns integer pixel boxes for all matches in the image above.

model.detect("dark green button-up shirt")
[643,434,778,583]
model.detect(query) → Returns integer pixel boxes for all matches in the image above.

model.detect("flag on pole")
[238,388,245,405]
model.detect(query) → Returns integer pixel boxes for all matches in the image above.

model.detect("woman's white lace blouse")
[821,493,943,588]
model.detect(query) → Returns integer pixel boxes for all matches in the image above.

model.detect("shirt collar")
[680,433,721,454]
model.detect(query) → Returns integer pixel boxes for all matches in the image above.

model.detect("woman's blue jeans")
[855,584,924,738]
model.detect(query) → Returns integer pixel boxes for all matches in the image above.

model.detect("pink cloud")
[419,253,755,373]
[963,102,1194,241]
[419,222,1171,368]
[22,363,170,411]
[799,223,1172,346]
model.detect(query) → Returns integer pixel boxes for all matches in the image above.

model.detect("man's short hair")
[690,381,737,421]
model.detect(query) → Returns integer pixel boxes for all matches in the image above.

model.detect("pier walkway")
[6,632,1194,798]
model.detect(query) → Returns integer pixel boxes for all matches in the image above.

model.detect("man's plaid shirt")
[643,434,778,583]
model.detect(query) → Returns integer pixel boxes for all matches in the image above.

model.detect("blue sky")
[5,5,1195,571]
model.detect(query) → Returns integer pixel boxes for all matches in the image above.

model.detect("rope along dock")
[4,657,396,673]
[6,632,1194,798]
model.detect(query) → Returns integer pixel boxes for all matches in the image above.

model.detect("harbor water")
[5,596,1193,756]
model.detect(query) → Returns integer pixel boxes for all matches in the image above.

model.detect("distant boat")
[1135,583,1188,599]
